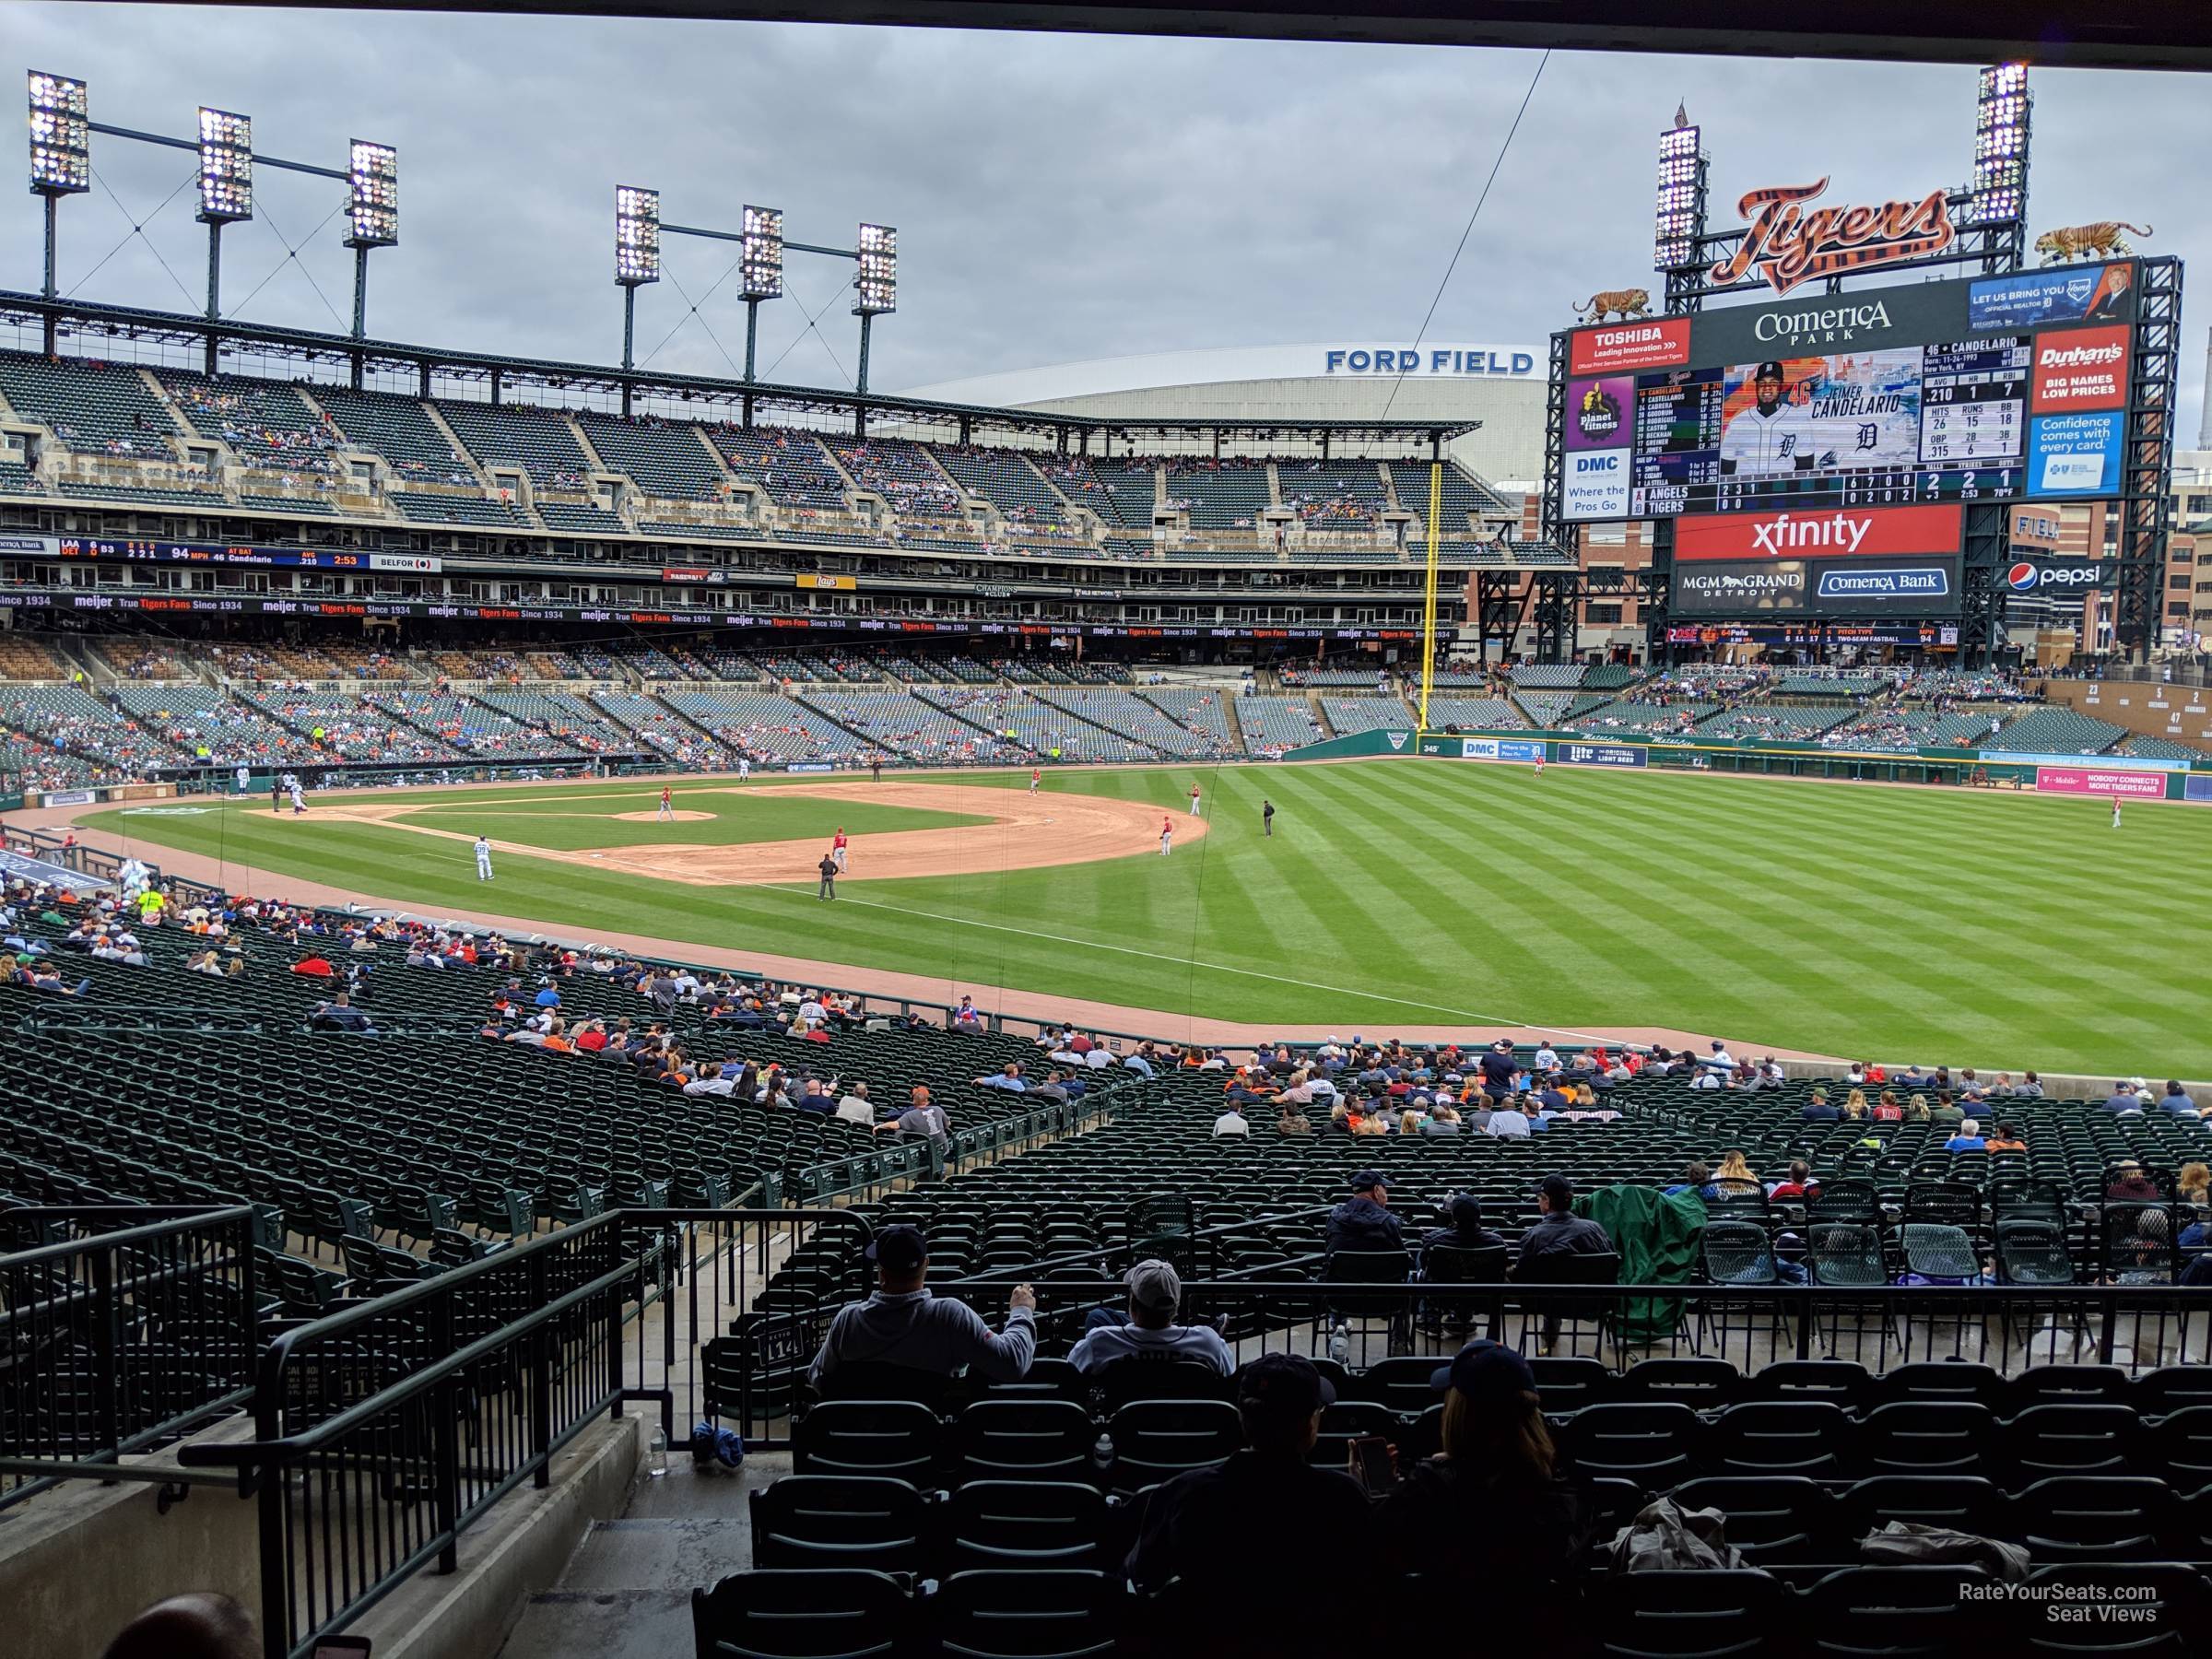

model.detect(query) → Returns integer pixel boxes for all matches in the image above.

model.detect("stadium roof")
[0,291,1479,448]
[191,0,2212,72]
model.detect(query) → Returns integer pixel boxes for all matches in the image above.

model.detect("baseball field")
[81,759,2210,1075]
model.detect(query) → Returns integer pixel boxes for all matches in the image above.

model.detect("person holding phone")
[1363,1339,1595,1630]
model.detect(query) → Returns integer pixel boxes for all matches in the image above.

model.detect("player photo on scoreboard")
[1716,350,1924,478]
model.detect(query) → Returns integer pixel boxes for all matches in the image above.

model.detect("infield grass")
[85,761,2212,1075]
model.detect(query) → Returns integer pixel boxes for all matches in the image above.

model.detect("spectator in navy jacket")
[1326,1171,1404,1255]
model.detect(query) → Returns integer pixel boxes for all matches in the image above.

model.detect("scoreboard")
[1623,337,2031,517]
[1559,261,2136,528]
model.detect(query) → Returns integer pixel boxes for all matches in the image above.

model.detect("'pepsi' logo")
[2008,560,2105,592]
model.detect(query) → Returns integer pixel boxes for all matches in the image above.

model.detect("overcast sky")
[3,6,2205,428]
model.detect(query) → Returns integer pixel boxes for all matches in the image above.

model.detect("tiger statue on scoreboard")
[2034,222,2153,264]
[1572,288,1652,323]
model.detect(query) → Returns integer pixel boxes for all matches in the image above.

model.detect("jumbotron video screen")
[1557,260,2138,616]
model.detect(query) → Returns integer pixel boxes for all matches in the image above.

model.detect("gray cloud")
[2,7,2202,425]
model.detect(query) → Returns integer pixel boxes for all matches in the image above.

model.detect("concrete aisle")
[495,1448,792,1659]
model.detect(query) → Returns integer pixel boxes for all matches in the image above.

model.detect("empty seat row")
[693,1562,2212,1657]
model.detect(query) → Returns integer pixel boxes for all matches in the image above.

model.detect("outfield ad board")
[1456,737,1547,762]
[1557,742,1648,768]
[2033,766,2169,798]
[2186,775,2212,805]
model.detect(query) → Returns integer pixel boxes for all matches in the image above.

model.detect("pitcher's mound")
[613,809,715,823]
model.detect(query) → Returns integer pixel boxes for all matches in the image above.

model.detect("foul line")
[757,880,1630,1042]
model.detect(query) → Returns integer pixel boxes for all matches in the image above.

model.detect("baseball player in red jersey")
[1159,816,1173,856]
[1188,783,1202,817]
[1030,767,1041,795]
[1535,753,1546,779]
[832,826,850,871]
[657,785,674,822]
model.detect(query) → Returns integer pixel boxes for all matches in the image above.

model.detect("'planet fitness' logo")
[1575,382,1623,443]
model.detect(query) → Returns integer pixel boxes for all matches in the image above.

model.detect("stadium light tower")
[343,139,397,389]
[1653,105,1708,311]
[1971,62,2031,252]
[853,221,896,398]
[616,184,661,374]
[28,71,89,355]
[741,204,783,382]
[194,106,253,371]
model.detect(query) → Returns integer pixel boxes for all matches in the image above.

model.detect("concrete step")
[495,1454,788,1659]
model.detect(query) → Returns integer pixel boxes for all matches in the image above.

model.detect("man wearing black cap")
[1326,1170,1404,1257]
[1719,359,1823,477]
[1512,1175,1614,1352]
[1127,1352,1371,1656]
[806,1224,1036,1387]
[1423,1194,1508,1257]
[1366,1339,1594,1623]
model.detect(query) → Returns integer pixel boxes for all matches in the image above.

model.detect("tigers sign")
[1712,179,1958,296]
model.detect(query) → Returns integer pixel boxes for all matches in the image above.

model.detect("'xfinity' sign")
[1325,346,1537,377]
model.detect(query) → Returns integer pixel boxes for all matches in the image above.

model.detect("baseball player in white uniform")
[234,763,250,795]
[1719,360,1824,477]
[288,780,307,815]
[475,835,494,881]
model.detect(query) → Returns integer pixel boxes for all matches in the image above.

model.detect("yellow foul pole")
[1418,458,1442,732]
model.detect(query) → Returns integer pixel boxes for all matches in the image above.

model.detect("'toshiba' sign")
[1711,179,1958,296]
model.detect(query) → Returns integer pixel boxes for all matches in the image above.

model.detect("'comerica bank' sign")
[1325,346,1537,377]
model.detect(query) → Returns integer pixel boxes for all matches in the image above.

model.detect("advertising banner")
[0,535,59,556]
[1968,262,2136,330]
[785,762,838,773]
[1812,560,1957,609]
[1992,750,2179,771]
[1673,557,1957,617]
[1672,561,1808,614]
[1686,282,1959,364]
[1458,737,1547,762]
[2033,767,2170,798]
[1570,318,1691,375]
[2004,557,2108,595]
[1674,503,1962,562]
[1566,378,1634,451]
[1560,449,1630,520]
[2030,325,2131,413]
[2026,410,2124,498]
[1558,742,1648,769]
[2185,775,2212,805]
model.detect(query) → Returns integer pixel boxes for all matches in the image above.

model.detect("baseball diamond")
[67,758,2210,1074]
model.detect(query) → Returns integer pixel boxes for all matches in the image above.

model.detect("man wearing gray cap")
[1065,1260,1234,1376]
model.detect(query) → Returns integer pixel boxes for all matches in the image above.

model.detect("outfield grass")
[86,762,2212,1074]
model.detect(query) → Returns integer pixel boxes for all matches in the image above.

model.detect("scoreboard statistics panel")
[1625,338,2030,517]
[1558,262,2136,527]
